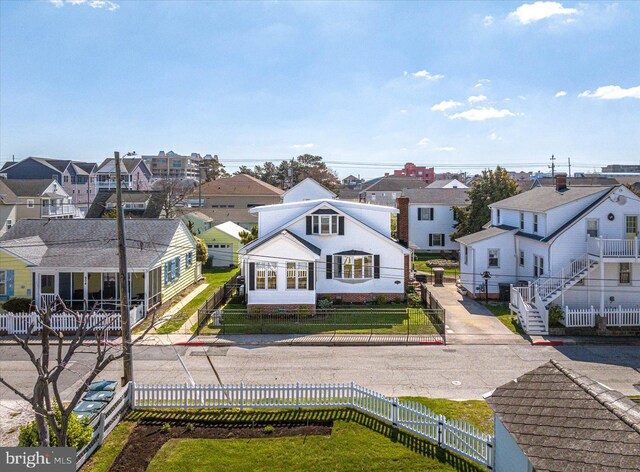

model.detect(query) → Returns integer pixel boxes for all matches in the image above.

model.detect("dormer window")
[306,213,344,235]
[520,212,525,230]
[533,214,539,233]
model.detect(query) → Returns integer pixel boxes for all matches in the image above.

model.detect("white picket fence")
[564,306,640,328]
[0,312,122,335]
[131,382,494,468]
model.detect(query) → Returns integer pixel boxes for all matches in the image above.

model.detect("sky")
[0,1,639,179]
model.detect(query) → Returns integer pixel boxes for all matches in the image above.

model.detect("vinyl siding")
[408,203,460,251]
[200,227,240,266]
[0,250,32,299]
[150,223,199,303]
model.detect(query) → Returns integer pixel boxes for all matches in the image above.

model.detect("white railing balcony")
[41,204,76,217]
[587,236,639,259]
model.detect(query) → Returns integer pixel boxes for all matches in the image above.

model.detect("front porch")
[34,268,163,321]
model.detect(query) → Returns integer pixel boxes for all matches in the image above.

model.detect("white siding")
[494,417,531,472]
[459,231,517,296]
[282,179,335,203]
[408,204,460,251]
[545,189,609,234]
[562,263,640,307]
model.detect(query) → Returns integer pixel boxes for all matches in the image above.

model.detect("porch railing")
[0,311,122,335]
[41,204,76,216]
[587,236,640,259]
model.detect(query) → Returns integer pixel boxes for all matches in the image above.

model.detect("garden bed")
[108,416,332,472]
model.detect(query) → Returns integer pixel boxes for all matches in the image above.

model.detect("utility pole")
[549,154,556,180]
[568,157,572,178]
[114,151,133,385]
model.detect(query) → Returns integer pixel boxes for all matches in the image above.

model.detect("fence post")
[296,382,300,410]
[96,412,106,446]
[239,382,244,412]
[129,382,135,410]
[183,383,188,412]
[437,414,444,447]
[391,397,398,427]
[486,435,495,470]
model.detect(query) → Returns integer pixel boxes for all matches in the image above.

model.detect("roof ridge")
[550,359,640,434]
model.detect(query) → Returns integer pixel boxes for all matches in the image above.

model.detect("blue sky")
[1,1,638,178]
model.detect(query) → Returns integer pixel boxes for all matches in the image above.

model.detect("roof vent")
[556,173,567,192]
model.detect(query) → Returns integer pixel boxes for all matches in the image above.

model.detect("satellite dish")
[617,195,627,205]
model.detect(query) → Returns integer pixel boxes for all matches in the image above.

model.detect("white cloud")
[468,95,488,104]
[555,90,567,97]
[578,85,640,100]
[404,70,445,81]
[489,131,501,141]
[483,15,494,26]
[508,2,579,25]
[49,0,119,11]
[431,100,463,112]
[290,143,314,149]
[437,147,456,152]
[417,138,431,146]
[474,79,491,88]
[400,109,408,114]
[449,107,516,121]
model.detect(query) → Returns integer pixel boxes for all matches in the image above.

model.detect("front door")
[626,216,638,239]
[39,273,56,308]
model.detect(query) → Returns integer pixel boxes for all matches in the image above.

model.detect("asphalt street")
[1,343,639,401]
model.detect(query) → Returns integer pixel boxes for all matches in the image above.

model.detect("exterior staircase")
[510,254,599,335]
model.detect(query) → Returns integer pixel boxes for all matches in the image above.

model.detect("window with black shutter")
[249,262,255,290]
[373,255,380,279]
[308,262,315,290]
[325,255,332,279]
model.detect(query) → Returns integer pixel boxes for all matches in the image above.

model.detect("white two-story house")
[397,188,469,253]
[239,180,410,313]
[457,175,640,335]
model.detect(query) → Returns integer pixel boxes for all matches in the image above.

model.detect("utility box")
[433,267,444,285]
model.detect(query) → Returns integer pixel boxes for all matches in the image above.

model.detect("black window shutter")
[430,208,434,220]
[418,208,422,221]
[429,234,433,246]
[338,216,345,235]
[441,234,445,246]
[334,256,342,278]
[306,216,312,235]
[374,255,380,279]
[308,262,314,290]
[325,255,332,279]
[249,262,255,290]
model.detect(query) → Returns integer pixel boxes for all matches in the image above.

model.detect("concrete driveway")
[427,284,526,344]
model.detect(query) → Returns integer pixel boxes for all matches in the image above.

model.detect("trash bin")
[498,283,511,302]
[433,267,444,285]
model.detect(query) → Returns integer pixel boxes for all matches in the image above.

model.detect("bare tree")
[153,178,196,218]
[0,304,154,447]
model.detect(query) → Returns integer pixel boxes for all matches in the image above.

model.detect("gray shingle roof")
[402,188,469,205]
[0,179,56,197]
[487,360,640,472]
[362,176,428,192]
[491,186,612,212]
[85,189,164,218]
[456,225,517,245]
[181,208,258,225]
[0,219,184,269]
[96,157,144,174]
[532,177,619,188]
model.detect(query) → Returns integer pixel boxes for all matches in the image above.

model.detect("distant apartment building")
[95,157,153,191]
[142,151,208,180]
[601,164,640,173]
[387,163,435,184]
[0,157,97,215]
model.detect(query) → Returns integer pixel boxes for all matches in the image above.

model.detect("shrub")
[317,298,333,310]
[262,425,274,434]
[407,292,421,308]
[18,407,92,449]
[186,423,195,432]
[548,304,564,327]
[160,422,171,434]
[375,295,387,305]
[3,298,32,314]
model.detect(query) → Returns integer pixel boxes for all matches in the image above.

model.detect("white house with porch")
[0,219,199,321]
[457,176,640,335]
[238,183,410,313]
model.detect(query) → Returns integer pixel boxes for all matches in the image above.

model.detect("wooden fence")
[195,272,239,334]
[0,312,122,335]
[75,381,494,470]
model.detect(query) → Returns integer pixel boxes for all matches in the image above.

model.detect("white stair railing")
[533,255,592,303]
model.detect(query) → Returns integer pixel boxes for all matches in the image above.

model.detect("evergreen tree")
[451,166,518,240]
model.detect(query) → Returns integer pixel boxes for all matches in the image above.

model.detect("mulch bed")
[108,418,333,472]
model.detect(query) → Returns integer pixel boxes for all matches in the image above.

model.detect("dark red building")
[386,162,435,184]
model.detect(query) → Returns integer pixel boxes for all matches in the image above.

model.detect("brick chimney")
[556,173,568,192]
[396,196,409,247]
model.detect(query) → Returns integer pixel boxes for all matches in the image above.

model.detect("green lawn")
[154,267,239,334]
[400,398,494,433]
[199,304,441,336]
[413,253,459,277]
[85,403,490,472]
[483,303,527,337]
